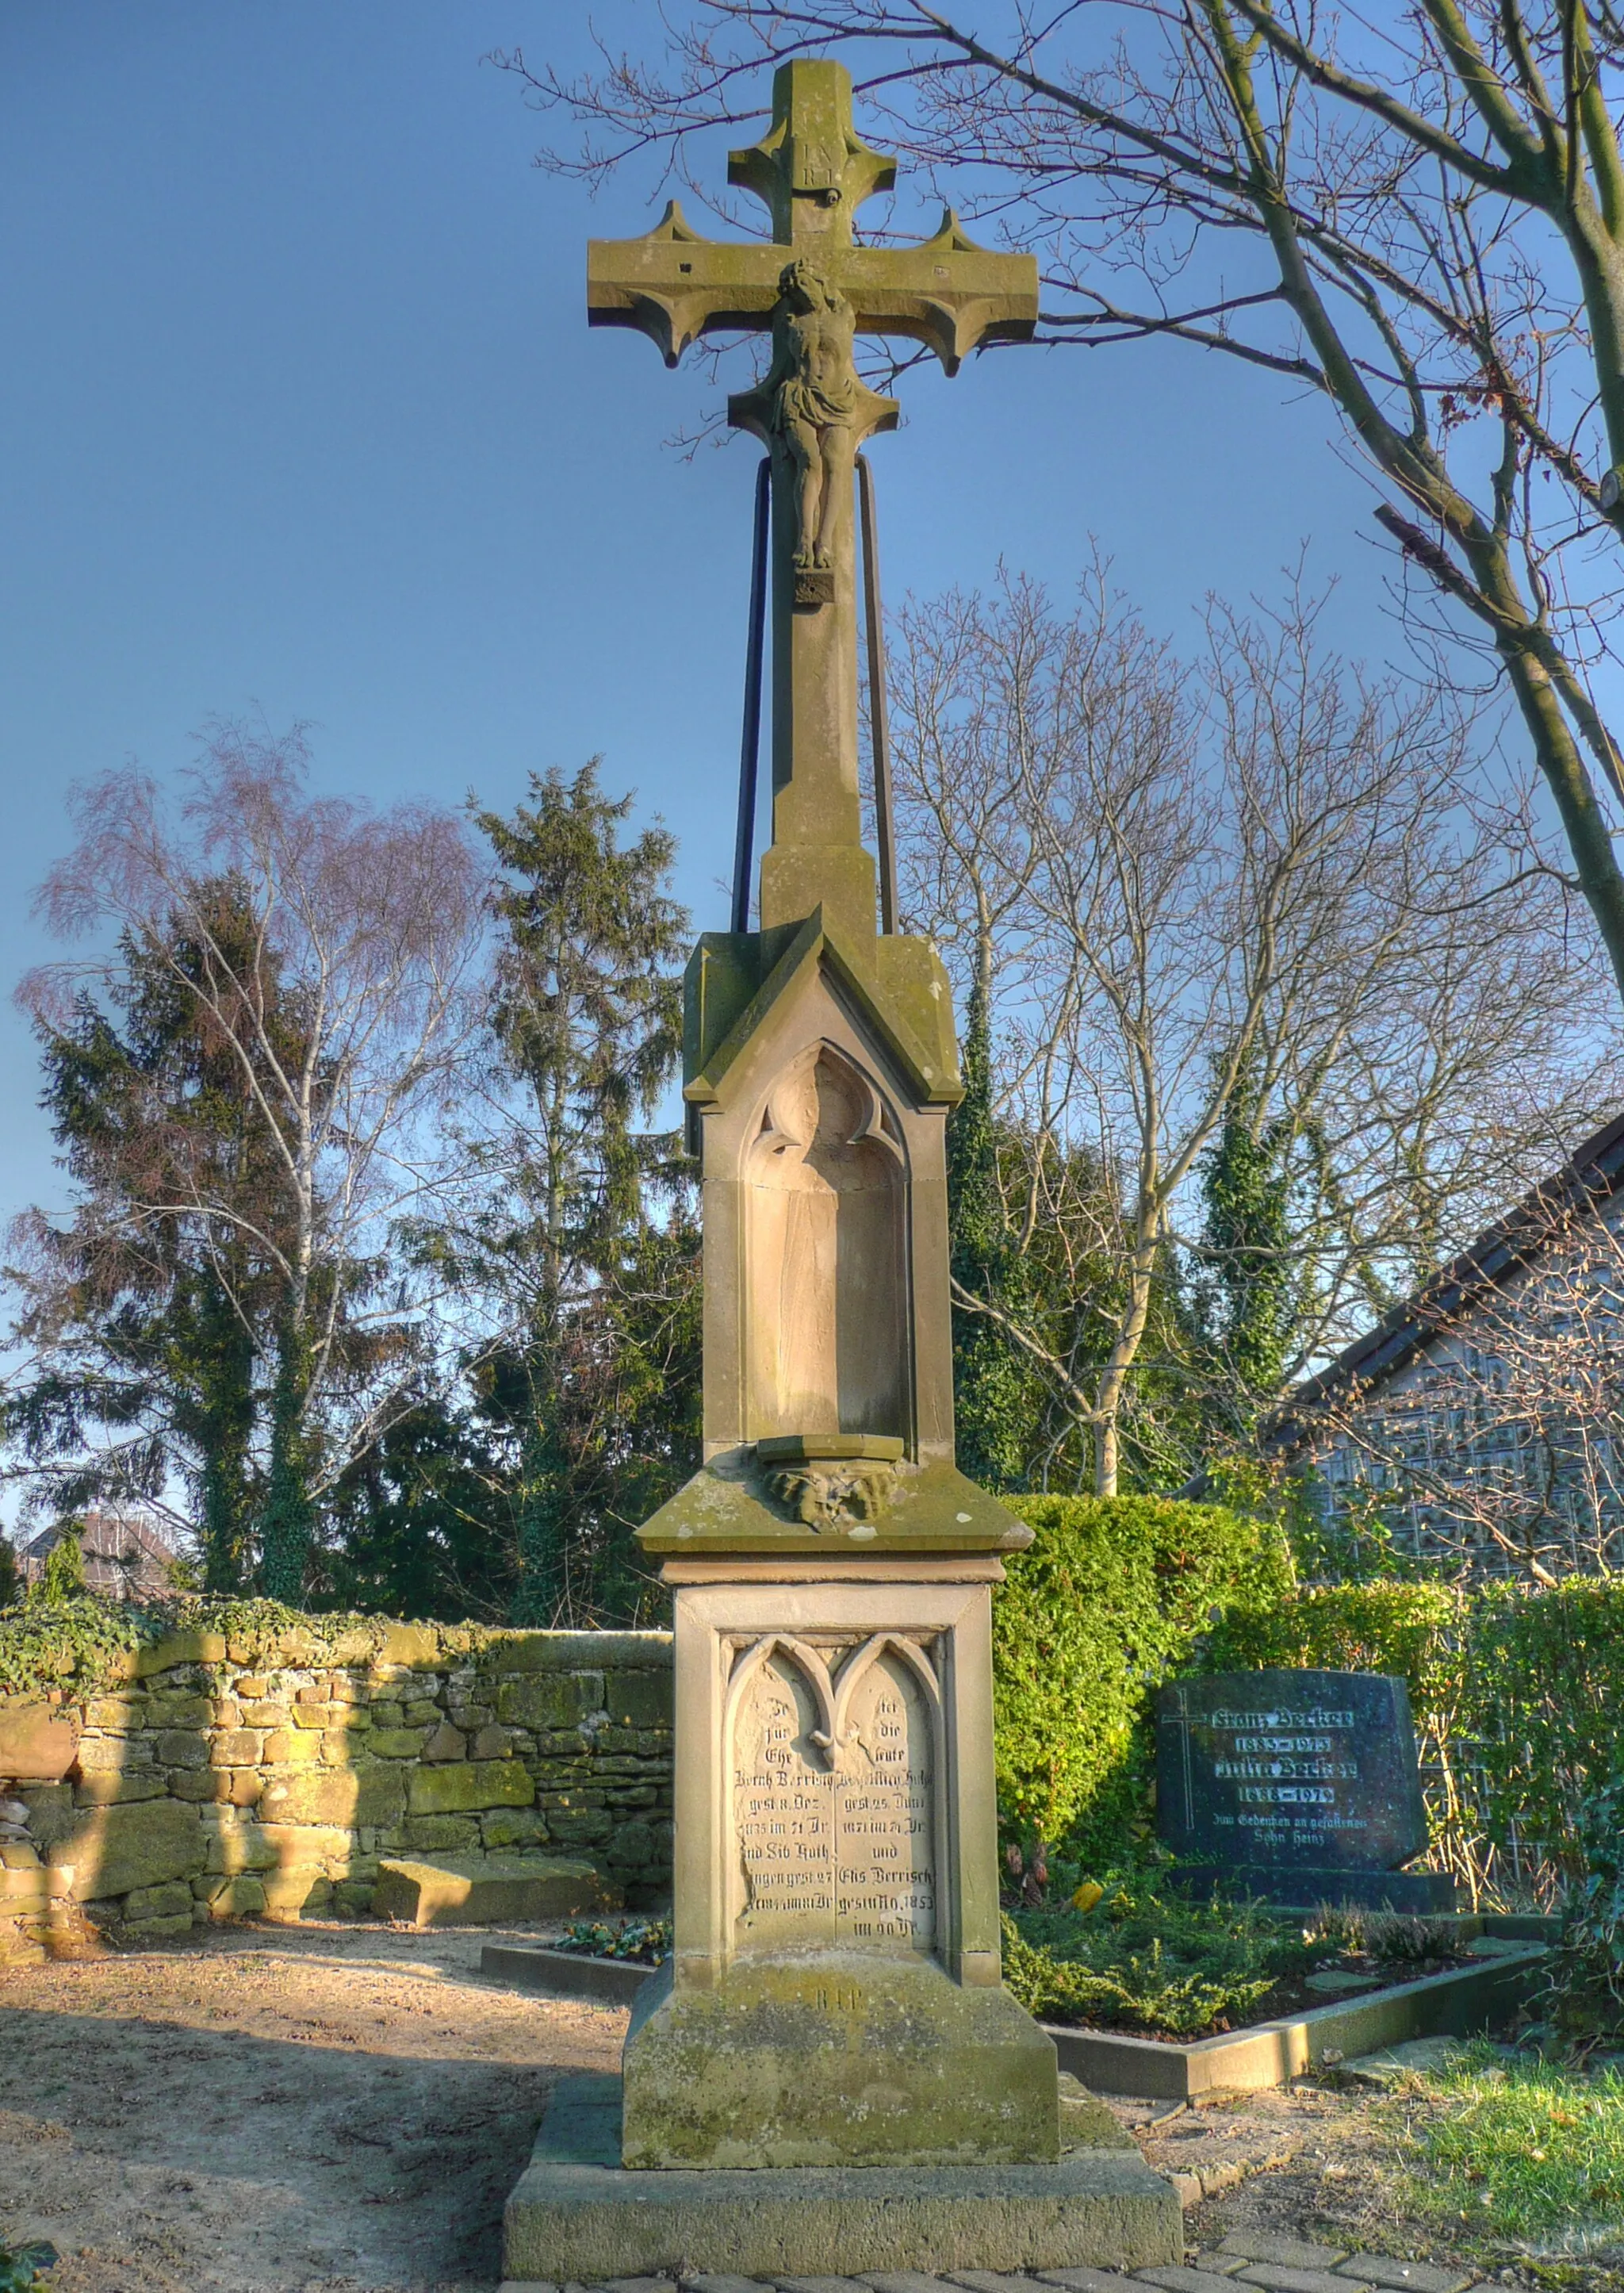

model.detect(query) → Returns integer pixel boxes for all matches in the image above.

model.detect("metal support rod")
[731,458,772,935]
[856,452,899,935]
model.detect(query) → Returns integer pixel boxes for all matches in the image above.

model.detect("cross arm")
[841,213,1039,376]
[588,202,784,368]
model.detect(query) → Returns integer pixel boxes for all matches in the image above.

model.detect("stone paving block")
[1136,2272,1245,2293]
[946,2278,1054,2292]
[1166,2176,1202,2212]
[1185,2262,1247,2278]
[594,2280,677,2292]
[775,2280,874,2293]
[860,2276,960,2293]
[1220,2249,1347,2276]
[1334,2264,1475,2293]
[1036,2272,1147,2292]
[1237,2271,1354,2293]
[689,2278,772,2293]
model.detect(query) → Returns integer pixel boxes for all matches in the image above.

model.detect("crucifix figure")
[588,59,1038,945]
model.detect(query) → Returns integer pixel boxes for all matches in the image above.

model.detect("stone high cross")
[572,59,1134,2222]
[588,58,1038,945]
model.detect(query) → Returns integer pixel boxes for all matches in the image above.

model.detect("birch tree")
[10,724,487,1598]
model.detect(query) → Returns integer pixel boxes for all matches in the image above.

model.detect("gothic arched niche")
[744,1043,909,1441]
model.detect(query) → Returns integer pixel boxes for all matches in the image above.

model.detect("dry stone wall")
[0,1622,672,1961]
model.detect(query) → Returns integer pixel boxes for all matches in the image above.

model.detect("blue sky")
[0,2,1394,1233]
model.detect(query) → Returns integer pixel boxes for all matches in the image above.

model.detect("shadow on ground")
[0,1925,626,2293]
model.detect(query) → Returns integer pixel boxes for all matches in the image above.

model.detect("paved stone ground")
[507,2237,1478,2293]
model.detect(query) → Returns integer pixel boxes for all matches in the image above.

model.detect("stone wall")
[0,1622,672,1962]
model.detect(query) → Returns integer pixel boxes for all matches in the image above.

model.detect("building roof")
[18,1509,179,1601]
[1276,1105,1624,1435]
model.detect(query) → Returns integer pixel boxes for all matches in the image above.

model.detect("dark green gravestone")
[1155,1669,1456,1912]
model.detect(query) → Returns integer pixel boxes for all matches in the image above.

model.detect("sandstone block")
[74,1771,168,1806]
[262,1869,331,1916]
[205,1874,268,1918]
[481,1808,550,1850]
[169,1770,232,1803]
[497,1673,597,1731]
[204,1814,282,1873]
[423,1722,468,1762]
[135,1632,227,1676]
[228,1771,263,1807]
[155,1731,210,1769]
[367,1727,429,1758]
[603,1670,672,1728]
[258,1763,404,1829]
[122,1911,193,1938]
[83,1697,144,1733]
[471,1725,513,1760]
[124,1880,195,1921]
[291,1704,335,1728]
[256,1822,351,1867]
[241,1701,289,1727]
[269,1727,327,1766]
[144,1690,213,1727]
[212,1729,263,1766]
[57,1798,205,1901]
[372,1853,613,1927]
[403,1697,442,1726]
[374,1623,445,1670]
[233,1676,269,1699]
[400,1814,481,1851]
[407,1758,533,1816]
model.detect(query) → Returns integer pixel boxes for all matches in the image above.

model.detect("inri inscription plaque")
[1155,1667,1430,1874]
[730,1635,936,1952]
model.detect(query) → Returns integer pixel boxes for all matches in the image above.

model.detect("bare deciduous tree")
[1286,1177,1624,1584]
[887,569,1617,1490]
[505,1,1624,1003]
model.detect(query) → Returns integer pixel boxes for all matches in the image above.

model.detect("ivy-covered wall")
[0,1615,672,1963]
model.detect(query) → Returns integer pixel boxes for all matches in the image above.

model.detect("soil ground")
[0,1923,1611,2293]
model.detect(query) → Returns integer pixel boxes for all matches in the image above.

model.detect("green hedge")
[993,1510,1624,1885]
[991,1496,1291,1859]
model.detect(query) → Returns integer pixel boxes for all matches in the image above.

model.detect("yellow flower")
[1071,1880,1105,1913]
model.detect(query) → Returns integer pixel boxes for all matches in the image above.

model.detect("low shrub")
[556,1915,671,1965]
[1000,1877,1316,2038]
[992,1495,1291,1860]
[1549,1770,1624,2048]
[0,2243,56,2291]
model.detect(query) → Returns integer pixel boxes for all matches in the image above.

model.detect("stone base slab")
[621,1957,1059,2168]
[502,2073,1180,2283]
[481,1941,655,2005]
[371,1854,612,1928]
[1169,1865,1457,1914]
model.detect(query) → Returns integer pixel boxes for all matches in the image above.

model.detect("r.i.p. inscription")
[732,1640,936,1950]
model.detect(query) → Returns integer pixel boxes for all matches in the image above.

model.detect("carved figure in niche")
[745,1045,909,1441]
[765,260,860,575]
[761,1456,898,1532]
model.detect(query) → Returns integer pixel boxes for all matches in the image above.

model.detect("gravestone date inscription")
[731,1637,936,1952]
[1155,1667,1429,1873]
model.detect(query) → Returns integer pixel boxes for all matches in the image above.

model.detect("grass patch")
[1001,1879,1321,2038]
[1386,2041,1624,2254]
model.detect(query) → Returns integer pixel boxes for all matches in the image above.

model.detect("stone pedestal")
[621,1563,1057,2168]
